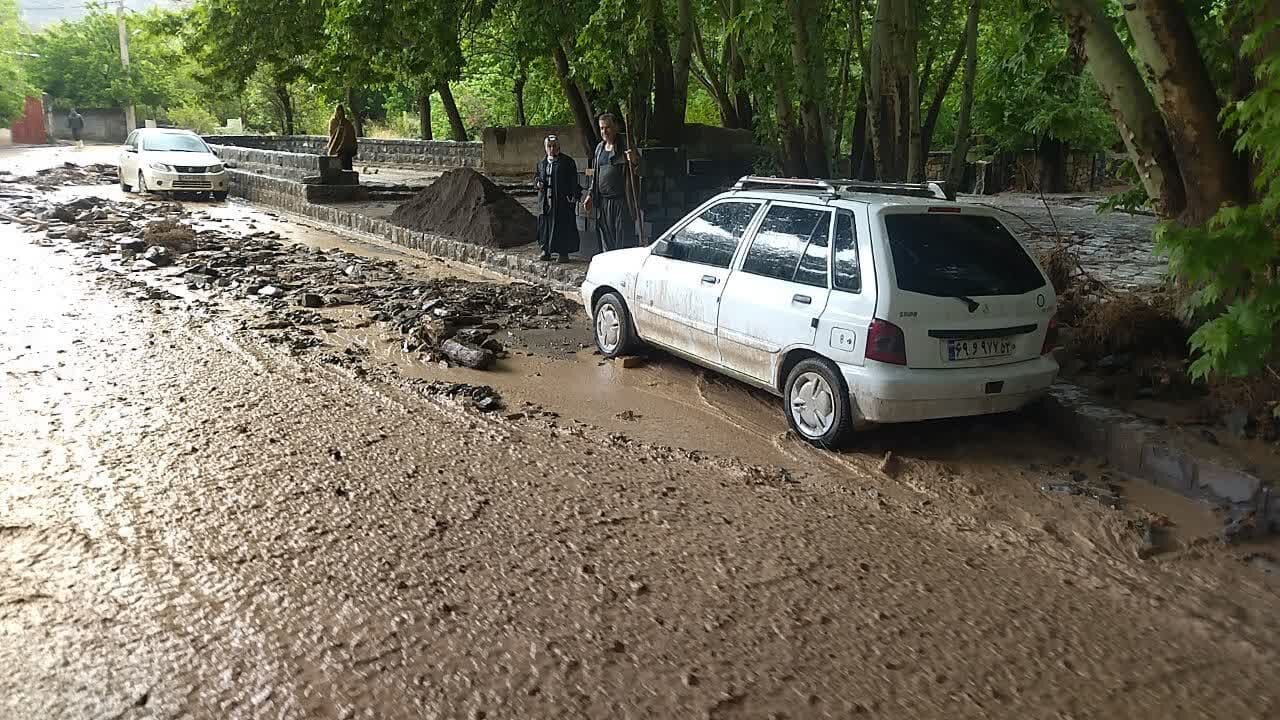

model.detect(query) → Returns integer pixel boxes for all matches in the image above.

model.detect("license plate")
[179,174,205,182]
[946,337,1015,361]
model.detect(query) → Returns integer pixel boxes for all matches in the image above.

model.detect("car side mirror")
[126,146,137,153]
[652,239,670,256]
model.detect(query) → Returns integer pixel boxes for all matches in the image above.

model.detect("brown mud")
[390,167,536,249]
[3,152,1280,718]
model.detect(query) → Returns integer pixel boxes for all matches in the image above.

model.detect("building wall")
[48,108,127,143]
[203,135,483,170]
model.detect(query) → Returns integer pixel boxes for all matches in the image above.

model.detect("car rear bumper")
[841,355,1059,424]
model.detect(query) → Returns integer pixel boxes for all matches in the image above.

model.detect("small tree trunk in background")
[346,87,364,137]
[553,43,599,157]
[671,0,694,142]
[774,71,807,176]
[274,85,294,135]
[513,69,528,126]
[833,12,856,159]
[789,0,831,177]
[946,0,980,194]
[906,65,922,181]
[437,81,468,141]
[918,30,967,180]
[1121,0,1248,223]
[418,90,433,140]
[849,81,870,178]
[1054,0,1185,217]
[1038,136,1069,192]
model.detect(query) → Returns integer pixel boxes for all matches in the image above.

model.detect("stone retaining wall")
[227,169,584,291]
[211,144,321,181]
[205,135,484,170]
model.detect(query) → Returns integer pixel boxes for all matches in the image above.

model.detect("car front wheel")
[119,171,132,193]
[784,358,853,448]
[593,292,640,358]
[213,191,229,202]
[137,171,148,195]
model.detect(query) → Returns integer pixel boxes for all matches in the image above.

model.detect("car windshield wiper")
[951,295,981,313]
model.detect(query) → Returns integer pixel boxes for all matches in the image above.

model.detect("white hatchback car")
[118,128,230,201]
[581,176,1060,446]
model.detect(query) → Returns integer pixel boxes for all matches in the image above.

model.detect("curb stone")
[1035,382,1277,540]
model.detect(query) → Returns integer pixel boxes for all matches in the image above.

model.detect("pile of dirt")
[19,162,119,188]
[389,168,535,249]
[143,219,198,253]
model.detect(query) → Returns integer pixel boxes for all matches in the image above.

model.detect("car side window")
[125,132,136,149]
[660,201,760,268]
[741,205,832,288]
[833,211,860,293]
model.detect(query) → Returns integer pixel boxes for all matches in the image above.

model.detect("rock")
[258,285,283,298]
[1224,407,1250,439]
[326,293,356,306]
[65,227,89,243]
[298,293,324,308]
[616,356,644,369]
[441,339,496,370]
[878,451,899,477]
[480,337,504,353]
[142,245,171,266]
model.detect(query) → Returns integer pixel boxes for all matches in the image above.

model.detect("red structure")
[10,96,47,145]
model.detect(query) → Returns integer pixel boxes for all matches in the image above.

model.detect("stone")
[616,356,644,369]
[142,245,171,267]
[1224,407,1250,439]
[298,293,324,308]
[258,285,283,298]
[441,339,495,370]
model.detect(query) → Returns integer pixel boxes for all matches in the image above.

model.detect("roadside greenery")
[0,0,32,125]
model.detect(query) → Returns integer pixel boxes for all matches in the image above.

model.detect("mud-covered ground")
[3,146,1279,719]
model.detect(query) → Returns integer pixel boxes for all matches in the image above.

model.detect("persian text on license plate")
[946,338,1015,361]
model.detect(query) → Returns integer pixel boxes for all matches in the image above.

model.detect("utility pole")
[117,0,136,132]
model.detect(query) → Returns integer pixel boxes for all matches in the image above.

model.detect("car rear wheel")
[593,292,640,358]
[784,358,853,448]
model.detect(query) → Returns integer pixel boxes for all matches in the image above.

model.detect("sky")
[18,0,192,29]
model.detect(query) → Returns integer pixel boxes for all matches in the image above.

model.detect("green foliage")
[0,0,32,125]
[26,8,187,110]
[1155,16,1280,379]
[167,104,221,134]
[973,3,1115,153]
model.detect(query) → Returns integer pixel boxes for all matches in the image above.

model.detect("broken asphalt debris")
[1039,469,1122,509]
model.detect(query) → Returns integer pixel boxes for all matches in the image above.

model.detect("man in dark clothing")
[68,109,85,148]
[327,104,358,171]
[534,135,581,262]
[584,113,639,252]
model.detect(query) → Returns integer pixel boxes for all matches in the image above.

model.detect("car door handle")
[792,294,812,304]
[701,275,719,285]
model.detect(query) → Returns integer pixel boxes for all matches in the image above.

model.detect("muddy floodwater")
[2,146,1279,719]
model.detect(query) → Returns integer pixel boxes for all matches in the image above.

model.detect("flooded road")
[3,148,1279,719]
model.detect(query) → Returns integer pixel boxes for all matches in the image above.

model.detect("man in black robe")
[534,135,581,262]
[584,113,639,252]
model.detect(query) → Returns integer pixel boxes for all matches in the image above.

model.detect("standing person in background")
[584,113,639,252]
[534,134,581,263]
[68,108,84,149]
[327,104,358,170]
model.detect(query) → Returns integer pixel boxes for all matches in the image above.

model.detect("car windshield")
[142,133,208,153]
[884,213,1046,297]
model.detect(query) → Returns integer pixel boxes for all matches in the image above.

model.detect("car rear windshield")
[883,213,1045,297]
[142,133,208,152]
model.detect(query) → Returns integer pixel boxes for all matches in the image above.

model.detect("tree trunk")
[274,84,294,135]
[906,64,922,181]
[833,10,856,159]
[1054,0,1185,217]
[918,30,967,180]
[849,79,870,178]
[774,70,807,177]
[1121,0,1248,222]
[672,0,693,140]
[437,81,468,141]
[418,90,433,140]
[553,43,599,157]
[513,69,528,126]
[946,0,980,194]
[789,0,831,177]
[346,87,364,137]
[726,0,755,131]
[1038,135,1069,192]
[868,0,914,180]
[691,17,740,128]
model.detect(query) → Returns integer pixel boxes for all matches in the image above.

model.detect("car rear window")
[883,213,1045,297]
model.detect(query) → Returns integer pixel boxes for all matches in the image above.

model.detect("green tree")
[0,0,31,124]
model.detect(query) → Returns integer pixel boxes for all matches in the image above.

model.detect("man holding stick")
[584,113,640,252]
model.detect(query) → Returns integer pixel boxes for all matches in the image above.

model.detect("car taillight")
[1041,316,1059,355]
[866,319,907,365]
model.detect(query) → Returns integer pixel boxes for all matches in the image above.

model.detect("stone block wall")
[210,144,326,181]
[226,169,585,291]
[204,135,483,170]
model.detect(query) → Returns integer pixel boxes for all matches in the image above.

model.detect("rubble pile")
[4,162,120,188]
[1,191,578,372]
[369,279,578,369]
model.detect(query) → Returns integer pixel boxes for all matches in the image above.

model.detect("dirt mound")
[1074,293,1186,360]
[143,219,198,253]
[390,168,535,249]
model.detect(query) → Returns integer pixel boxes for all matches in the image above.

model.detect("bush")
[167,104,220,134]
[366,113,421,140]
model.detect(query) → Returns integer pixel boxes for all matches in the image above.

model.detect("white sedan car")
[581,176,1060,447]
[118,128,230,201]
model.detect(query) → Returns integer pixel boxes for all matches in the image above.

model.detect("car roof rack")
[731,175,949,201]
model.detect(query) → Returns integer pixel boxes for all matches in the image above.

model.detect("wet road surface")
[3,148,1280,719]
